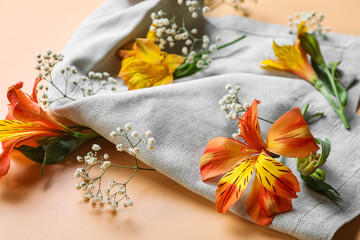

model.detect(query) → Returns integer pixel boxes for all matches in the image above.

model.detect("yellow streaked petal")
[255,151,300,198]
[297,21,308,39]
[215,157,256,214]
[0,120,52,141]
[164,53,185,73]
[260,59,288,71]
[133,38,164,64]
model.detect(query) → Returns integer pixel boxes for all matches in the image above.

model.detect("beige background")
[0,0,359,239]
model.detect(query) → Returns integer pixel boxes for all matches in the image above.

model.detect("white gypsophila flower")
[126,199,134,207]
[109,180,117,187]
[116,144,124,152]
[116,127,123,133]
[117,188,125,195]
[103,153,109,160]
[182,46,188,55]
[131,131,139,138]
[124,123,132,131]
[110,131,117,138]
[76,156,84,162]
[92,144,101,151]
[147,145,155,151]
[191,28,197,34]
[147,138,156,145]
[235,85,240,91]
[133,147,140,154]
[225,84,232,90]
[145,130,152,138]
[216,36,221,42]
[209,44,217,52]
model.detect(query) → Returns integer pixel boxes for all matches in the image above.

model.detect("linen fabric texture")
[49,0,360,239]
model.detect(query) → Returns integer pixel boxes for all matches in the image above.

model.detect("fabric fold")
[48,1,360,239]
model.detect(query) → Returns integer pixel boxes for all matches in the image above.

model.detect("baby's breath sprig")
[288,11,330,38]
[35,51,118,110]
[148,1,245,76]
[75,123,156,212]
[73,71,118,97]
[219,84,273,139]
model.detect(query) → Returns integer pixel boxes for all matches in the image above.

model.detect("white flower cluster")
[74,124,155,212]
[148,2,220,70]
[218,84,249,139]
[288,11,330,38]
[34,51,64,109]
[74,143,136,211]
[35,50,64,81]
[110,123,156,154]
[72,70,118,96]
[34,50,118,111]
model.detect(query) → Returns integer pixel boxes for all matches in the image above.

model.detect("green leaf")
[15,145,46,164]
[301,174,341,202]
[312,60,347,108]
[314,138,331,167]
[41,138,78,175]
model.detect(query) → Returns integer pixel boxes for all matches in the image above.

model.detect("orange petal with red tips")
[239,100,267,151]
[31,78,42,103]
[246,177,293,226]
[255,151,300,198]
[200,137,257,181]
[215,157,256,214]
[7,82,70,132]
[266,107,319,158]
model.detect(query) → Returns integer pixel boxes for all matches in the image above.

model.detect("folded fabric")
[49,0,360,239]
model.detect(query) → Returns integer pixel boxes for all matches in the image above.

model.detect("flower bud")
[297,21,325,67]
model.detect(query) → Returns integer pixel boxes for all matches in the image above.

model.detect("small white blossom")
[116,144,124,151]
[145,130,152,138]
[131,131,139,138]
[92,144,101,151]
[124,123,132,131]
[110,131,117,138]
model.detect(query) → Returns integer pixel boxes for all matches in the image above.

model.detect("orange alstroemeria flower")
[118,38,184,90]
[261,40,318,84]
[200,100,319,226]
[0,81,73,178]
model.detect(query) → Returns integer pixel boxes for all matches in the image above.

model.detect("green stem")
[258,117,274,124]
[315,81,349,129]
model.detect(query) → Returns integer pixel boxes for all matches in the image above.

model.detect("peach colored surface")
[0,1,359,240]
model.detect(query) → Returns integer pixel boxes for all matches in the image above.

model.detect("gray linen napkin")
[49,0,360,239]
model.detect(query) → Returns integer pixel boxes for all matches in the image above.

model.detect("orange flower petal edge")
[200,137,257,181]
[7,82,71,132]
[266,108,319,158]
[238,99,266,151]
[246,177,293,226]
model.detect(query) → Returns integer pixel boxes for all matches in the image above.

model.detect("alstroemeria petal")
[200,137,257,181]
[260,59,288,71]
[215,157,256,214]
[133,38,164,64]
[31,78,42,103]
[266,107,319,158]
[239,100,267,151]
[7,82,70,132]
[0,120,63,142]
[164,53,185,73]
[246,177,293,226]
[256,151,300,198]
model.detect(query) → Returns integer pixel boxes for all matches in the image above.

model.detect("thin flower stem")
[258,116,274,124]
[316,83,349,129]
